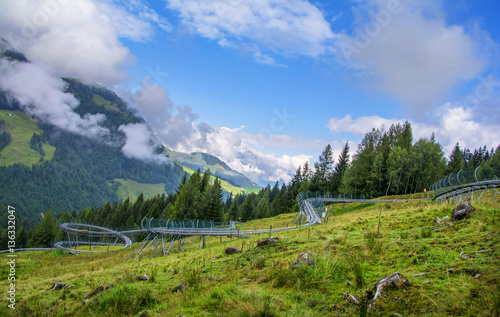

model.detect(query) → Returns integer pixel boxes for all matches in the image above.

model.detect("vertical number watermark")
[6,205,16,310]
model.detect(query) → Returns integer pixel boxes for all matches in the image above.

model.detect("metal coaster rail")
[430,166,500,203]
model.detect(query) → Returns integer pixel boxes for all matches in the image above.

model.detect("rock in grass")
[225,247,239,254]
[451,202,475,221]
[139,310,149,317]
[291,258,316,269]
[256,237,278,247]
[173,284,187,293]
[296,250,317,261]
[138,274,149,281]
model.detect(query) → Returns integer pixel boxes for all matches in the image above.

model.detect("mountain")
[0,48,258,221]
[167,150,261,189]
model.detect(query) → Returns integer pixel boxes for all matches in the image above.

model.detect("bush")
[185,267,203,286]
[364,231,383,254]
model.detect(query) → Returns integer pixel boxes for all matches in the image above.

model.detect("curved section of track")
[430,167,500,202]
[55,223,133,254]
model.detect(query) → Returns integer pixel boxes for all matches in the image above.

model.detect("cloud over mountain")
[0,58,109,138]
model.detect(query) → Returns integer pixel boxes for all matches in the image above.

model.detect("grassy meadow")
[113,178,168,202]
[1,193,499,316]
[0,110,56,166]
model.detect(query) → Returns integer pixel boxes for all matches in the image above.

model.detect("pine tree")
[331,141,350,192]
[447,143,464,173]
[205,178,224,222]
[33,210,57,247]
[241,194,254,221]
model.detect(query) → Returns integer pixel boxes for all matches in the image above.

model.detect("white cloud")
[167,0,337,61]
[0,58,109,138]
[95,0,172,42]
[433,103,500,155]
[336,0,492,114]
[239,132,325,150]
[327,114,406,136]
[0,0,131,85]
[118,123,171,163]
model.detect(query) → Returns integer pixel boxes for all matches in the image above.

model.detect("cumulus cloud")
[0,0,132,85]
[167,0,337,63]
[239,132,325,151]
[326,103,500,157]
[336,0,491,114]
[128,83,310,184]
[0,58,109,138]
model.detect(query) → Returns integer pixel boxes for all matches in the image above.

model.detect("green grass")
[91,94,120,112]
[0,110,56,166]
[113,178,167,201]
[2,193,499,316]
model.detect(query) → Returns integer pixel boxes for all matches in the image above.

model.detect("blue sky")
[1,0,499,185]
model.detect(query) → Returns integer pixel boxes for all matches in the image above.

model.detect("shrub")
[347,255,365,288]
[185,267,203,286]
[364,231,383,254]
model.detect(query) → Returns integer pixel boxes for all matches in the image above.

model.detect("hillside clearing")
[0,110,55,166]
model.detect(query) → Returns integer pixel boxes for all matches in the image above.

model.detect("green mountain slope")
[0,110,55,165]
[168,150,261,189]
